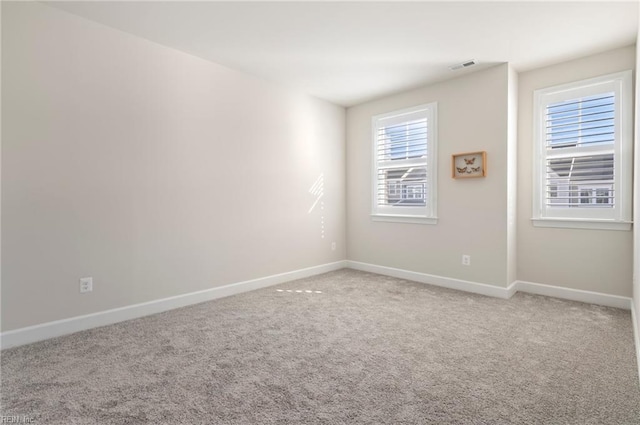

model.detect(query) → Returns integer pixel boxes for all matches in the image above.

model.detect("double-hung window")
[371,103,437,224]
[532,71,632,230]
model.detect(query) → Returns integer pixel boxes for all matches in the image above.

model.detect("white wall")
[633,11,640,370]
[1,2,346,331]
[0,1,3,335]
[3,2,636,338]
[517,46,635,297]
[507,66,518,286]
[347,64,513,287]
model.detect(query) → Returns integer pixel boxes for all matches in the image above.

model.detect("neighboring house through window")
[371,103,437,224]
[532,71,632,230]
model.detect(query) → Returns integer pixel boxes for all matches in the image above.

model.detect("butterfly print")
[456,166,467,174]
[471,166,481,172]
[464,157,476,165]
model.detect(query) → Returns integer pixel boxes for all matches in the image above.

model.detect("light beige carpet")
[2,269,639,424]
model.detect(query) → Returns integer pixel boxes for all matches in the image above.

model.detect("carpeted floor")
[2,269,639,424]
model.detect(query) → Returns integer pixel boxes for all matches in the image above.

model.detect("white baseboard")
[515,280,632,310]
[346,260,517,299]
[3,259,634,352]
[345,261,632,310]
[0,260,347,350]
[632,302,640,385]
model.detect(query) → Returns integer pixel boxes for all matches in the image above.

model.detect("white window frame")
[532,71,633,231]
[371,103,438,224]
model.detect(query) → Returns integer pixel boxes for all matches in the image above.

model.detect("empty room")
[2,1,640,423]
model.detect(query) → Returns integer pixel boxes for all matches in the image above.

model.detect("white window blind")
[544,93,615,208]
[371,103,437,224]
[533,71,632,230]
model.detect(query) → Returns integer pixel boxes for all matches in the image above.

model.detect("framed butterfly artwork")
[452,151,486,179]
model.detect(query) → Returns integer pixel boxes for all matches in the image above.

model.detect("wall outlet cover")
[80,277,93,293]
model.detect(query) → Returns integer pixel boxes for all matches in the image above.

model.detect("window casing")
[371,103,437,224]
[532,71,632,230]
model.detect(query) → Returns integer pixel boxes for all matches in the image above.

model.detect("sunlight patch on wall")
[308,173,325,239]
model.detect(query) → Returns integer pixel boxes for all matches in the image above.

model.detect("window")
[371,103,437,224]
[532,71,632,230]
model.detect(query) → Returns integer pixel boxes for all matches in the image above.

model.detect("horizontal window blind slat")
[377,144,427,153]
[544,204,613,208]
[377,135,428,142]
[547,172,613,179]
[547,124,614,137]
[547,157,614,165]
[546,110,614,126]
[547,161,613,168]
[377,161,427,170]
[546,161,614,169]
[547,131,614,143]
[378,127,428,137]
[547,140,615,149]
[547,98,614,114]
[377,119,427,132]
[377,143,427,151]
[546,103,614,118]
[377,127,428,136]
[547,94,614,111]
[546,117,614,131]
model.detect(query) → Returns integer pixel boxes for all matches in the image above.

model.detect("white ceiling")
[47,1,638,107]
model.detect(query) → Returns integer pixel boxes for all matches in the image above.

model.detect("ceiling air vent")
[449,60,477,71]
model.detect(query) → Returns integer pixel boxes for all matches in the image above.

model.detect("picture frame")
[452,151,486,179]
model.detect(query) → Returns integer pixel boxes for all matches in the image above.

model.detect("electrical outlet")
[331,242,336,251]
[462,255,471,266]
[79,277,93,293]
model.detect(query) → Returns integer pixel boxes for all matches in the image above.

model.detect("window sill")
[531,218,632,231]
[371,214,438,225]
